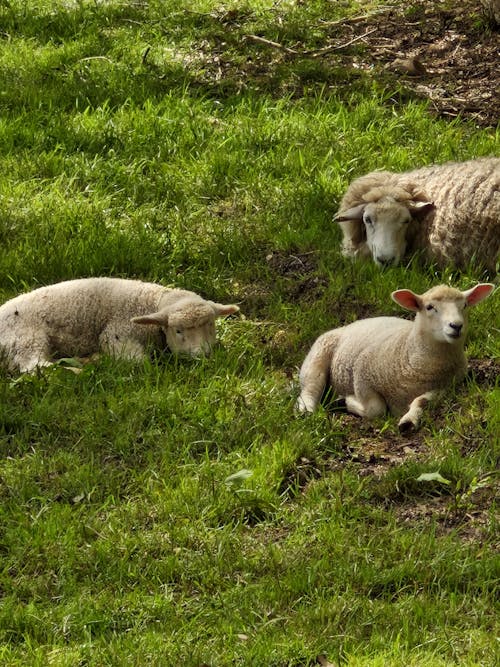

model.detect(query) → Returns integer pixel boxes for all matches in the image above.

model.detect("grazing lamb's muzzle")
[192,340,212,357]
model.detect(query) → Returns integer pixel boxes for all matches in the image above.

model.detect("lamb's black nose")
[449,322,463,337]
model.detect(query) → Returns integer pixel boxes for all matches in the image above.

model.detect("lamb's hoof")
[295,398,309,414]
[398,418,418,433]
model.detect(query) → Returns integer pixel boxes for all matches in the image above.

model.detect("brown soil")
[468,357,500,385]
[348,0,499,127]
[205,0,499,127]
[282,420,498,542]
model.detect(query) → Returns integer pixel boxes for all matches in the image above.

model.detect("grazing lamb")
[0,278,239,373]
[297,283,495,431]
[335,157,500,271]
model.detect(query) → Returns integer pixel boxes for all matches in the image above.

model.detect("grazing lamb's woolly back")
[0,278,239,373]
[297,283,495,431]
[335,157,500,271]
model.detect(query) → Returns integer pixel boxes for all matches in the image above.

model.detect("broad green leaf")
[416,472,452,485]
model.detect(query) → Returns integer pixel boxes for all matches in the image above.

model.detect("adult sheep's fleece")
[297,283,495,431]
[0,278,239,373]
[335,157,500,272]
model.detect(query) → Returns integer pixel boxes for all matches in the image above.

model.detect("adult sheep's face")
[362,199,412,267]
[336,196,434,267]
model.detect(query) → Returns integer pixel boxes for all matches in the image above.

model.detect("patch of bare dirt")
[265,250,318,276]
[394,491,498,544]
[326,415,429,477]
[265,249,329,303]
[468,357,499,386]
[356,0,500,126]
[191,1,498,127]
[324,418,498,542]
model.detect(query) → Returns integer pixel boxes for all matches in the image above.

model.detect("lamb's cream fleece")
[0,277,239,372]
[297,283,495,430]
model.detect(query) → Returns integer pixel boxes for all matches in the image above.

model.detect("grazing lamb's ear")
[462,283,495,306]
[391,289,422,312]
[207,303,240,318]
[131,311,169,327]
[408,200,435,218]
[334,203,366,222]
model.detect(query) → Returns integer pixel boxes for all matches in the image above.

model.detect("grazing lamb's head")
[131,300,239,357]
[391,283,495,344]
[335,185,435,267]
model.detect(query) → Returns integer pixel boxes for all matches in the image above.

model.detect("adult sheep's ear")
[391,289,422,312]
[408,200,435,218]
[334,203,366,222]
[208,303,240,318]
[462,283,495,306]
[131,311,168,327]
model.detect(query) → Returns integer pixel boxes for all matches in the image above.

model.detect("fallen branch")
[77,56,114,64]
[245,27,377,59]
[318,6,397,27]
[307,28,378,57]
[142,46,151,65]
[244,34,298,55]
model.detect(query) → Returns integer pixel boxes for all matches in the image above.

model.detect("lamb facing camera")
[297,283,495,431]
[0,277,239,373]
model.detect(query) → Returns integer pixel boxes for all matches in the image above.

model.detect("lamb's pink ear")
[334,203,366,222]
[209,303,240,318]
[131,311,168,326]
[391,289,422,311]
[462,283,495,306]
[408,200,435,218]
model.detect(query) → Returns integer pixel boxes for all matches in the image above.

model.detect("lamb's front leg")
[398,391,437,432]
[102,337,147,361]
[345,390,386,419]
[296,333,335,413]
[13,338,52,373]
[18,357,53,374]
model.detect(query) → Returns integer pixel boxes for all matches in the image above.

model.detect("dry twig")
[245,28,377,58]
[244,34,298,55]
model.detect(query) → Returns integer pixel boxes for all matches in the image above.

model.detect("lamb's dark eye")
[426,304,435,311]
[176,329,182,335]
[364,215,373,226]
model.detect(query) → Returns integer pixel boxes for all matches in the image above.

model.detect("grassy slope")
[0,1,498,665]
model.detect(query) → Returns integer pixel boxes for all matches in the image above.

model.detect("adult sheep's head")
[131,300,239,357]
[335,185,434,267]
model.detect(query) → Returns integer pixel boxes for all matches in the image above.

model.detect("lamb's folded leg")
[13,338,52,373]
[17,356,52,374]
[398,390,437,432]
[345,390,386,419]
[101,336,147,361]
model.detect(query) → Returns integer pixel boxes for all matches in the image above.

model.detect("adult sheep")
[335,157,500,272]
[0,278,239,373]
[296,282,495,431]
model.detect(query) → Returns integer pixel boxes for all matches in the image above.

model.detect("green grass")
[0,1,499,665]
